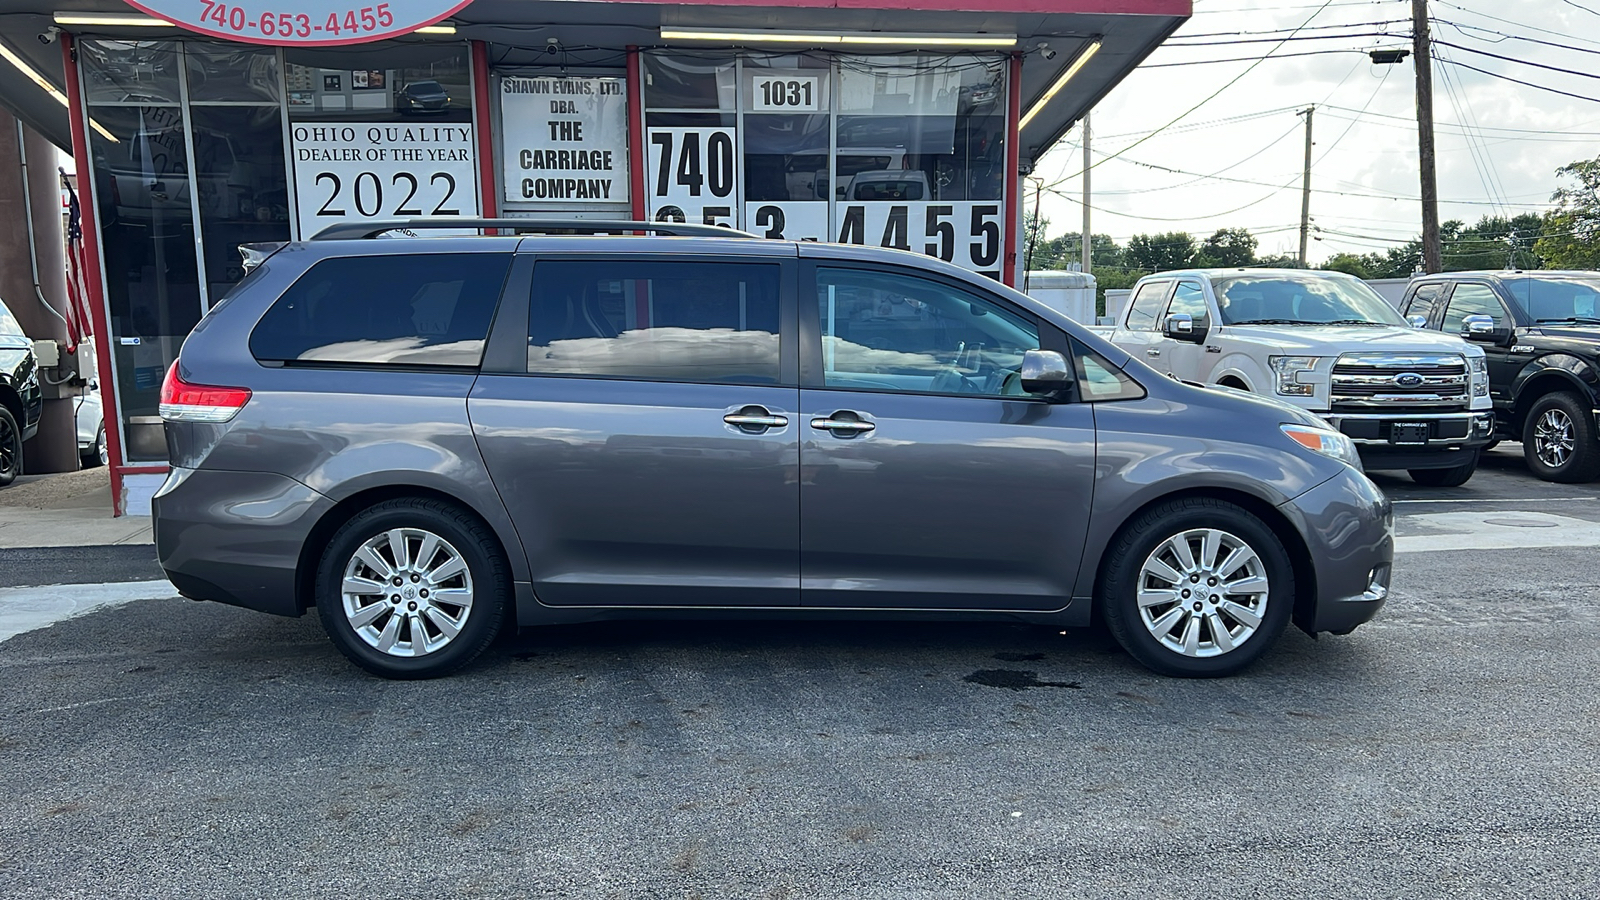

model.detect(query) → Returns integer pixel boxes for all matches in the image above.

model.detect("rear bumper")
[1280,467,1394,635]
[152,466,333,617]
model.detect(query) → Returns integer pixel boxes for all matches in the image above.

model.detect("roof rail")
[308,218,760,241]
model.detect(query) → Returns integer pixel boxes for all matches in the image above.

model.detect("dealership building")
[0,0,1187,512]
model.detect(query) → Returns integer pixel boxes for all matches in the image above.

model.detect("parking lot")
[1,444,1598,899]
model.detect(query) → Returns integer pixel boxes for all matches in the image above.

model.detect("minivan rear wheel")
[315,498,509,679]
[1100,498,1293,677]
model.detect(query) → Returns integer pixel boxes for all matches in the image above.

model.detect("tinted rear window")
[250,253,510,367]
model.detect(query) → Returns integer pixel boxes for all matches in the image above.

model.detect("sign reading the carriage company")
[499,76,630,206]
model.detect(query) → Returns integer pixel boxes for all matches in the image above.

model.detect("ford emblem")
[1394,372,1425,388]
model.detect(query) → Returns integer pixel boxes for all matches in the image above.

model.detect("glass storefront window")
[643,51,1009,274]
[285,46,471,122]
[80,41,182,104]
[188,106,291,299]
[184,44,282,103]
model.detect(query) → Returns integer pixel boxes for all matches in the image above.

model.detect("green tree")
[1124,232,1196,271]
[1320,252,1372,279]
[1195,227,1258,268]
[1534,156,1600,269]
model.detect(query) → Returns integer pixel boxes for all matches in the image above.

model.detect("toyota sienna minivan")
[153,220,1393,679]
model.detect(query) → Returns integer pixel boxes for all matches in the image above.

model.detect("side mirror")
[1407,315,1429,328]
[1461,314,1510,345]
[1162,312,1207,343]
[1020,349,1073,398]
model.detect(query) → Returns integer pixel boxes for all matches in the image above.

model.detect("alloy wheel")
[340,527,475,658]
[1136,528,1270,658]
[0,415,18,478]
[1533,409,1575,469]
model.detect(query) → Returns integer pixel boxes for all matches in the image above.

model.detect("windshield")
[1509,275,1600,323]
[1213,273,1407,326]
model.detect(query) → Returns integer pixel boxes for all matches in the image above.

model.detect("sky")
[1029,0,1600,267]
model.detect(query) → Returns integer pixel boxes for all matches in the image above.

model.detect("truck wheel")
[1409,453,1478,487]
[1522,391,1600,483]
[1099,498,1293,678]
[0,406,21,487]
[315,497,509,679]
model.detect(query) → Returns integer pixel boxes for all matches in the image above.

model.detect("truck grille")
[1331,354,1468,409]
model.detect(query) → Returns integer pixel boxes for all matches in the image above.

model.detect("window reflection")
[285,46,471,122]
[527,261,782,384]
[188,106,290,300]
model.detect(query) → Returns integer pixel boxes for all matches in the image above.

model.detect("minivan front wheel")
[1100,498,1293,677]
[315,498,508,679]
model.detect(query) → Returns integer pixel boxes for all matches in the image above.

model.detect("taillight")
[158,361,251,424]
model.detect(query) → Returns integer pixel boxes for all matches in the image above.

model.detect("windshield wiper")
[1229,318,1305,326]
[1317,319,1390,326]
[1536,316,1600,325]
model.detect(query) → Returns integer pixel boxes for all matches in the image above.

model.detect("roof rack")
[308,218,760,241]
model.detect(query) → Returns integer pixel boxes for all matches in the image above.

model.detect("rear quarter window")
[250,253,511,367]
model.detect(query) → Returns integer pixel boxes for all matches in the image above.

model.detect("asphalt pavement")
[0,443,1597,898]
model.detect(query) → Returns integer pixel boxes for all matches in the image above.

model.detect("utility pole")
[1297,106,1314,267]
[1081,112,1092,274]
[1413,0,1441,273]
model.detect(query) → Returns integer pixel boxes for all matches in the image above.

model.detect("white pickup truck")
[1090,269,1495,485]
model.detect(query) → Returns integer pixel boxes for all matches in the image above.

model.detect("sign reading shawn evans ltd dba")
[500,77,629,206]
[291,122,479,238]
[125,0,472,45]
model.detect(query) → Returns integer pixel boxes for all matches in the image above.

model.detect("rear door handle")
[724,406,789,433]
[1146,348,1161,357]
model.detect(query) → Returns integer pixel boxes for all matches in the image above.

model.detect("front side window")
[1442,283,1506,335]
[1167,281,1209,324]
[1125,281,1171,331]
[250,253,511,366]
[816,267,1038,397]
[526,260,782,385]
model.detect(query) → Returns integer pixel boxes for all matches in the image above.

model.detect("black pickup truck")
[1399,271,1600,483]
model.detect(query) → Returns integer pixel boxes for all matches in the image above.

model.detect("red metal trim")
[62,35,128,515]
[471,40,498,220]
[627,46,647,220]
[1002,52,1022,288]
[606,0,1189,10]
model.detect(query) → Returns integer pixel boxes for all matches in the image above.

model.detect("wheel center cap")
[403,587,416,600]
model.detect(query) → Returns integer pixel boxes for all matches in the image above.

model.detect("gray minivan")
[153,221,1393,679]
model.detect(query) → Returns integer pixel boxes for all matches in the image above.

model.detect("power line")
[1041,0,1340,189]
[1433,38,1600,81]
[1139,48,1371,68]
[1435,18,1600,57]
[1558,0,1600,16]
[1165,18,1410,40]
[1432,0,1600,49]
[1435,55,1600,104]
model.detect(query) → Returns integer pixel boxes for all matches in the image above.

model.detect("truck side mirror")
[1163,313,1207,343]
[1461,314,1510,345]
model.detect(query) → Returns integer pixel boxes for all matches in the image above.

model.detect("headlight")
[1467,354,1489,397]
[1282,423,1362,470]
[1270,356,1322,397]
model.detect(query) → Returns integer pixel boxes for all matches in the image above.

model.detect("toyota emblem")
[1394,372,1425,388]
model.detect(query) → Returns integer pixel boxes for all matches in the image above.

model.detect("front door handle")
[1146,347,1162,357]
[724,406,789,433]
[810,413,876,437]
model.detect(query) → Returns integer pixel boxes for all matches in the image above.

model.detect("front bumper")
[152,466,334,617]
[1322,410,1494,470]
[1279,467,1394,635]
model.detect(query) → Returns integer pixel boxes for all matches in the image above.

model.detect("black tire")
[1099,498,1294,678]
[1522,391,1600,484]
[1409,452,1479,487]
[0,405,21,487]
[81,425,106,469]
[315,497,509,679]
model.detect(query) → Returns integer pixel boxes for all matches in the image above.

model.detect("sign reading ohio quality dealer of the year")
[125,0,471,45]
[290,122,478,237]
[500,77,629,205]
